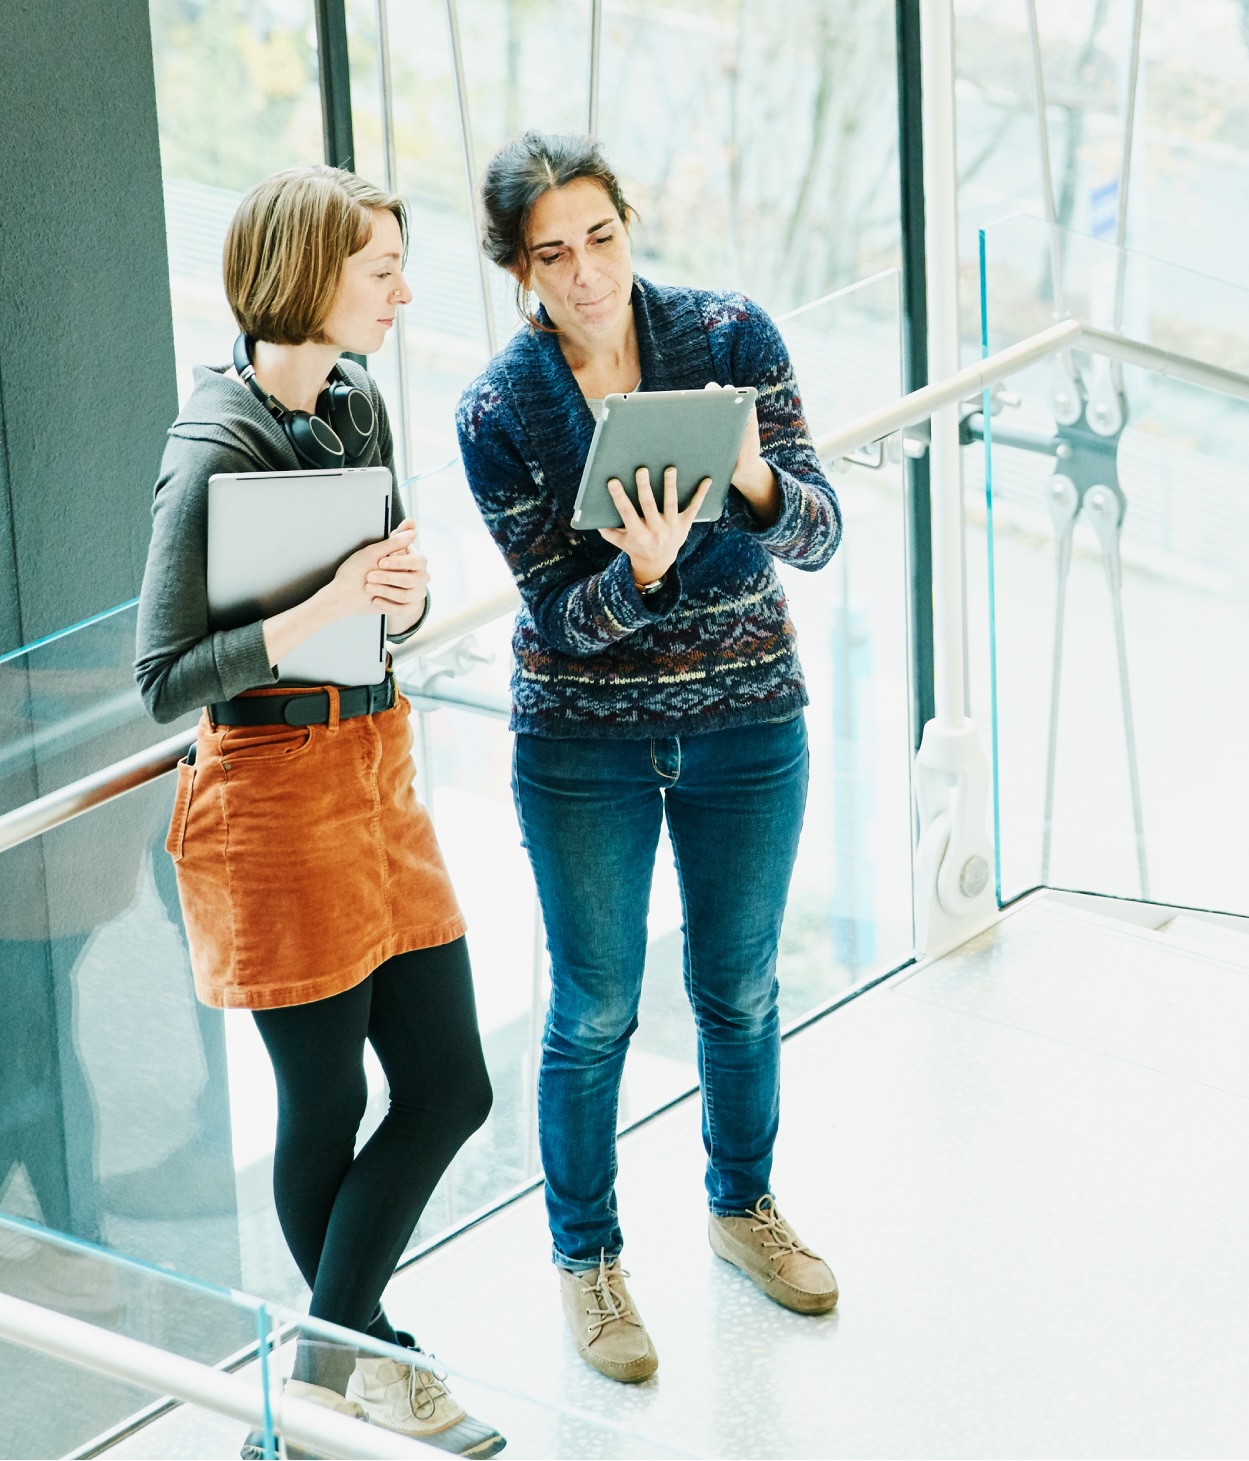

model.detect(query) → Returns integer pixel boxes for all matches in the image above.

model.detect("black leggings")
[253,937,491,1391]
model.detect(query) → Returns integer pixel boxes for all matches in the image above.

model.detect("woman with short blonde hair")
[136,165,504,1459]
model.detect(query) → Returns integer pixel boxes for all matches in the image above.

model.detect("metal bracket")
[968,385,1147,898]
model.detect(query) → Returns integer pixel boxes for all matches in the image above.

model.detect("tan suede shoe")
[559,1254,658,1382]
[709,1194,839,1314]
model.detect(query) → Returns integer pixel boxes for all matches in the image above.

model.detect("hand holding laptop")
[260,518,426,671]
[334,517,428,634]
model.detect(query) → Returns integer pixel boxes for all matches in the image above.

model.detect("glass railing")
[774,269,916,991]
[0,601,196,813]
[0,1217,684,1458]
[977,216,1249,914]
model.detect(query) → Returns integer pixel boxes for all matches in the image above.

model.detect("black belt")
[210,674,396,728]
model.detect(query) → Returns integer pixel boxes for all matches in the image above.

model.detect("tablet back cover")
[571,387,756,531]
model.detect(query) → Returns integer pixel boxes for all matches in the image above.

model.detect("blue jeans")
[512,714,809,1268]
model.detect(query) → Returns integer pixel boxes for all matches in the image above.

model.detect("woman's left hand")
[368,518,430,636]
[707,382,782,526]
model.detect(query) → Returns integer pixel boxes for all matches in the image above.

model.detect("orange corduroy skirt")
[165,685,466,1010]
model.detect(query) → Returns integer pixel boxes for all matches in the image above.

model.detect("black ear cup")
[286,411,347,469]
[320,377,375,461]
[233,334,372,470]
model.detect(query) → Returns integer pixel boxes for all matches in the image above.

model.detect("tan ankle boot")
[559,1253,658,1383]
[709,1194,839,1314]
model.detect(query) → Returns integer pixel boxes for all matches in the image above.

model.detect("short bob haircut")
[479,131,633,328]
[224,165,408,345]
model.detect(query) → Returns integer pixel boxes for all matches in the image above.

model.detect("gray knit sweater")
[134,361,402,724]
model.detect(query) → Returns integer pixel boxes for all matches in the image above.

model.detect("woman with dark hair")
[135,166,503,1458]
[457,131,843,1384]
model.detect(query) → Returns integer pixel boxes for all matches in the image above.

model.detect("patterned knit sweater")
[455,277,842,739]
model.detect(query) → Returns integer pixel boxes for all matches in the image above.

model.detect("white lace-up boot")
[239,1381,365,1460]
[347,1347,506,1457]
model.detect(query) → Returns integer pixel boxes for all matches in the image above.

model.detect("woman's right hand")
[261,524,420,669]
[598,466,710,587]
[324,524,420,618]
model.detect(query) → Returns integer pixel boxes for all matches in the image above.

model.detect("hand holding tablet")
[570,385,758,531]
[597,465,711,590]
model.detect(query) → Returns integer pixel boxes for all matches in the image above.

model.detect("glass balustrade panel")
[978,216,1249,912]
[0,602,196,813]
[0,1219,683,1459]
[148,0,325,405]
[774,269,916,1005]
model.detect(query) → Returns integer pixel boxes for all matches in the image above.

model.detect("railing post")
[895,0,936,752]
[912,0,997,955]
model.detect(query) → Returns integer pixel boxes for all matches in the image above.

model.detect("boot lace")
[578,1251,642,1343]
[404,1354,450,1421]
[747,1196,814,1265]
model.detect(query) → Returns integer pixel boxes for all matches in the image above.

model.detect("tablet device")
[207,466,392,686]
[570,386,758,531]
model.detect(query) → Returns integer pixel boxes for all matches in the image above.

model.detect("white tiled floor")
[106,893,1249,1459]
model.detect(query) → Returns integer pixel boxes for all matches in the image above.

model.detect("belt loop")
[326,686,341,732]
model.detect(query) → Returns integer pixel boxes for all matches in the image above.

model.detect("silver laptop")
[207,467,392,686]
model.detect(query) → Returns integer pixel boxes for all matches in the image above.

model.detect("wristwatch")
[636,574,666,597]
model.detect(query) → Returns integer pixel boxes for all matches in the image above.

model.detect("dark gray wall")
[0,0,178,653]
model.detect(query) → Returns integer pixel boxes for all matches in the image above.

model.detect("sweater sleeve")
[134,439,278,724]
[456,385,679,658]
[723,299,843,571]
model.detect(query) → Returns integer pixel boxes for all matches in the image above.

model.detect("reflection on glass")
[978,217,1249,914]
[954,3,1249,304]
[0,602,154,807]
[149,0,325,402]
[774,271,913,1004]
[599,0,901,311]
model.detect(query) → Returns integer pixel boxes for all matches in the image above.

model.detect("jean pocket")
[165,758,196,863]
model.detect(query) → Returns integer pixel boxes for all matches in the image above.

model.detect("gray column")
[0,0,178,652]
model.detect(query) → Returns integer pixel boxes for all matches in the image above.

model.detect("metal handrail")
[811,318,1249,462]
[0,1292,430,1459]
[3,318,1247,860]
[0,593,519,856]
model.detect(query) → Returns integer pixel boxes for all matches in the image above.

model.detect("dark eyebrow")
[531,218,616,250]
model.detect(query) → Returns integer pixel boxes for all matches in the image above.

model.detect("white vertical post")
[912,0,997,956]
[374,0,414,496]
[444,0,498,357]
[587,0,603,136]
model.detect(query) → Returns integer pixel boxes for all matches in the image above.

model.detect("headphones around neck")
[233,334,375,470]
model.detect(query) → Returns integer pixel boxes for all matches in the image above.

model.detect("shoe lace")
[747,1195,814,1265]
[403,1353,450,1421]
[578,1250,642,1342]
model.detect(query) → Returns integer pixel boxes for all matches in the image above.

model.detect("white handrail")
[812,320,1081,459]
[393,587,520,661]
[0,1292,432,1459]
